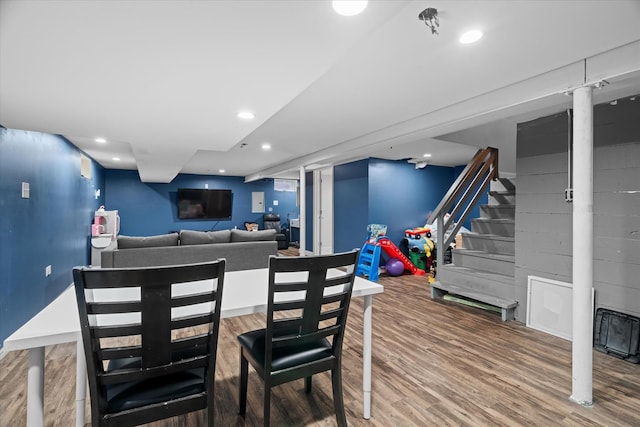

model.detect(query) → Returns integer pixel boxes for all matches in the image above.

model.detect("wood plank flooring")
[1,250,639,426]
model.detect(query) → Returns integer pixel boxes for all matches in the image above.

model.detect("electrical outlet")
[565,188,573,203]
[45,265,52,277]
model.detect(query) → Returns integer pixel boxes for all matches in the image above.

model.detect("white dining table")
[3,267,384,427]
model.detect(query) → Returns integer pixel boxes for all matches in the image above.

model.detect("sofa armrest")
[101,250,116,268]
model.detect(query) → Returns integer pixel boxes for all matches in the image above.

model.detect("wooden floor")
[1,249,639,426]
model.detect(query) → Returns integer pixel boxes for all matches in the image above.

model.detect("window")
[274,179,296,192]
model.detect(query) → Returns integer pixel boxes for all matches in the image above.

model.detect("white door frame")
[312,167,334,255]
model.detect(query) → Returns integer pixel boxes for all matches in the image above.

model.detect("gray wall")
[515,96,640,322]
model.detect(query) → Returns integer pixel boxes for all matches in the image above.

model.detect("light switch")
[273,200,279,206]
[21,182,30,198]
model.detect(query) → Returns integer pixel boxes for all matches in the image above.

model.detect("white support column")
[299,166,306,256]
[362,295,373,419]
[570,85,594,406]
[313,170,321,255]
[27,347,45,427]
[75,339,87,427]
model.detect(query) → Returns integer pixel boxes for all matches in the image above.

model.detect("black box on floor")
[593,308,640,363]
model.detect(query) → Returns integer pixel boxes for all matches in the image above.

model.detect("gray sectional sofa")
[101,229,278,271]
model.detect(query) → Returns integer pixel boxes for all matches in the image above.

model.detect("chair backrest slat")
[323,275,353,288]
[98,345,142,361]
[172,291,218,307]
[172,313,215,330]
[318,306,345,322]
[87,301,141,314]
[92,324,142,339]
[273,281,309,292]
[99,355,209,385]
[273,299,306,312]
[322,291,349,305]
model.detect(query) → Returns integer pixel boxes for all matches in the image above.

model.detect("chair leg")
[305,376,312,394]
[207,375,215,426]
[332,366,347,427]
[263,387,271,427]
[239,351,248,416]
[207,399,215,427]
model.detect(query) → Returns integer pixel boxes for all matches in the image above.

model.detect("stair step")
[497,177,516,192]
[462,233,514,256]
[480,204,515,219]
[471,218,515,237]
[462,232,514,256]
[489,191,516,205]
[452,249,515,276]
[437,265,515,293]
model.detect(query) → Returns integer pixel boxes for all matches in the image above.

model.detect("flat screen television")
[177,188,233,220]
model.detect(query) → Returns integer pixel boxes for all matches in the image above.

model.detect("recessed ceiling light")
[332,0,367,16]
[95,137,106,143]
[459,30,483,44]
[423,153,432,158]
[219,169,226,173]
[237,111,255,120]
[112,157,120,161]
[261,143,271,151]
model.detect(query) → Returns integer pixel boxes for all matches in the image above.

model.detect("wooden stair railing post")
[436,213,445,267]
[429,147,499,268]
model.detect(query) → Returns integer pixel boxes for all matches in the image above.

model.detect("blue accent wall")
[334,160,369,253]
[368,159,456,247]
[0,128,104,344]
[104,170,298,236]
[332,158,464,255]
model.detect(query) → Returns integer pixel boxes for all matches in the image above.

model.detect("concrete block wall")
[515,96,640,322]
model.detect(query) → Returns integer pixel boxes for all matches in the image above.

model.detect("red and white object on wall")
[90,206,120,266]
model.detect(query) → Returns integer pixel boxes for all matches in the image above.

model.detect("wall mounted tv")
[177,188,233,220]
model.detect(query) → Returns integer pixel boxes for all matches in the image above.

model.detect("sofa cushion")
[179,229,231,245]
[231,229,276,242]
[117,233,179,249]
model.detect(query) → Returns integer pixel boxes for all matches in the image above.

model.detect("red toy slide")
[377,237,426,276]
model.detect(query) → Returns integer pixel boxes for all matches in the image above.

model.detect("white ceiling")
[1,1,639,182]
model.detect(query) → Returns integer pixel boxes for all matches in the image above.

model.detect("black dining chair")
[237,249,359,427]
[73,260,226,427]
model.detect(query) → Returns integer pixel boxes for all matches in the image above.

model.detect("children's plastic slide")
[377,237,426,276]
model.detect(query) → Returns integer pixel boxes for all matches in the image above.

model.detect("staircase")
[431,177,518,321]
